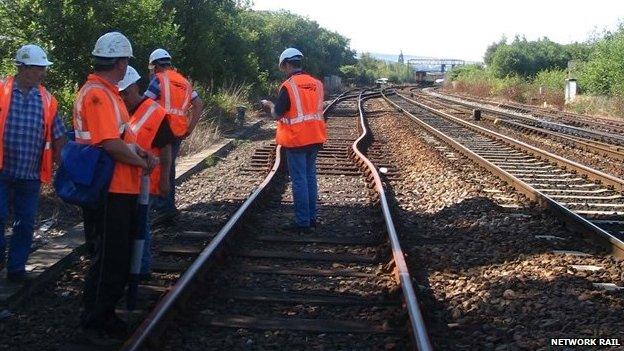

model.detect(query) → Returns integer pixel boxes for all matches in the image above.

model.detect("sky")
[252,0,624,62]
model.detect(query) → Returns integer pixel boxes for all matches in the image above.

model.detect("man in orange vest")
[74,32,157,343]
[118,65,175,278]
[0,44,66,282]
[145,48,204,220]
[262,48,326,234]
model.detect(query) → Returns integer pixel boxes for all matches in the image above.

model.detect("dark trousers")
[82,200,106,257]
[81,193,138,328]
[154,137,181,214]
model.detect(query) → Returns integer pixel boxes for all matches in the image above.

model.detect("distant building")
[398,51,404,64]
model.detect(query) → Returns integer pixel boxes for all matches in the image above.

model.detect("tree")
[488,36,570,78]
[240,10,355,92]
[578,25,624,96]
[484,36,506,66]
[0,0,181,115]
[0,1,358,111]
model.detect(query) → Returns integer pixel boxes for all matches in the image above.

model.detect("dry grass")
[569,95,624,121]
[178,113,221,157]
[447,82,566,109]
[450,81,492,97]
[207,83,251,131]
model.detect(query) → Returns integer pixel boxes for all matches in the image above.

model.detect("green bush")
[447,64,563,106]
[577,25,624,96]
[485,36,577,78]
[491,75,528,101]
[446,65,495,96]
[53,82,79,125]
[533,69,566,91]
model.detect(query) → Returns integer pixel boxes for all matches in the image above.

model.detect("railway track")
[414,88,624,148]
[366,95,624,349]
[121,91,431,350]
[438,89,624,136]
[403,89,624,162]
[384,90,624,259]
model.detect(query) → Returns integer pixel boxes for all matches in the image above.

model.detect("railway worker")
[118,65,175,279]
[74,32,157,343]
[0,44,66,282]
[261,48,327,234]
[145,48,204,221]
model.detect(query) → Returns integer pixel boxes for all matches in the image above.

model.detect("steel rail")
[423,89,624,146]
[446,90,624,131]
[122,90,353,351]
[382,90,624,259]
[352,90,433,351]
[392,90,624,191]
[409,91,624,161]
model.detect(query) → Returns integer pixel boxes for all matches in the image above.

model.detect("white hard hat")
[92,32,133,58]
[14,44,53,66]
[149,48,172,65]
[118,65,141,91]
[279,48,303,66]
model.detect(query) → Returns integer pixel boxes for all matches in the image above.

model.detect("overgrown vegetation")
[0,0,357,126]
[339,53,412,85]
[447,64,566,106]
[483,36,589,78]
[576,28,624,96]
[447,23,624,116]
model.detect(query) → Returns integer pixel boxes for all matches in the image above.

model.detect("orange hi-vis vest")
[129,99,167,195]
[73,74,140,194]
[155,69,193,137]
[276,73,327,148]
[0,76,56,183]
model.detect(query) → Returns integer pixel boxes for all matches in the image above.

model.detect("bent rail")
[350,90,433,351]
[122,91,354,351]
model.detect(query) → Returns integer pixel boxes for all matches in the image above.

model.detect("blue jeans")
[0,172,41,274]
[285,146,319,227]
[154,138,181,214]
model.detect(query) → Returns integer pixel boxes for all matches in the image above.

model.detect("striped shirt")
[3,84,66,180]
[144,76,199,101]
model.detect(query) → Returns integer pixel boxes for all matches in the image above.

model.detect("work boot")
[310,219,318,231]
[280,222,312,235]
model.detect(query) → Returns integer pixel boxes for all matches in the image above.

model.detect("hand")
[133,144,148,157]
[260,99,274,113]
[146,153,159,172]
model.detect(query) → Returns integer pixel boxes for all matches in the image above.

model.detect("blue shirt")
[3,84,66,180]
[144,76,198,101]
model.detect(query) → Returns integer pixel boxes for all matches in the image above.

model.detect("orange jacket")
[129,99,167,195]
[276,73,326,148]
[155,69,193,137]
[73,74,140,194]
[0,76,56,183]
